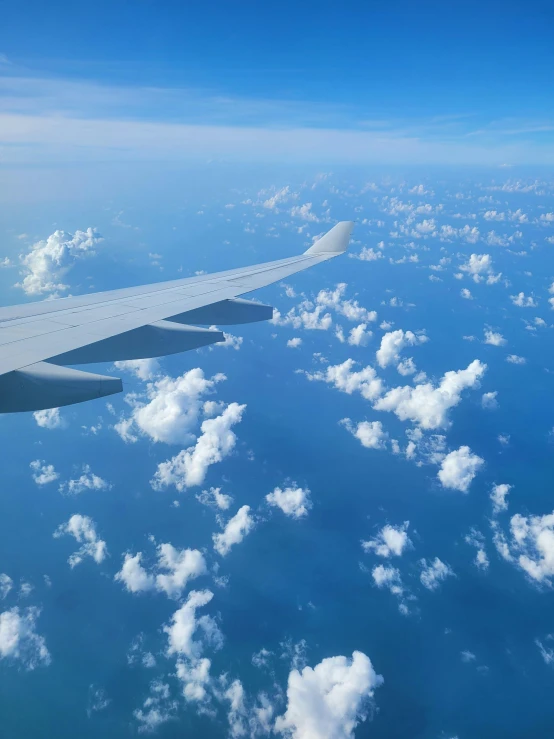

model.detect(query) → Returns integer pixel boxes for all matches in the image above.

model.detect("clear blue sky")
[1,0,554,164]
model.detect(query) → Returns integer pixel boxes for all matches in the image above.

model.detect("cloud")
[465,529,489,571]
[134,680,178,733]
[164,589,222,658]
[58,464,110,495]
[16,227,102,295]
[419,558,455,590]
[266,485,312,519]
[362,522,411,557]
[274,283,376,333]
[53,514,107,568]
[511,292,537,307]
[491,483,511,514]
[0,574,13,600]
[287,338,303,348]
[115,544,207,599]
[291,203,319,221]
[114,358,161,381]
[33,408,66,429]
[30,460,59,486]
[196,487,233,511]
[460,288,473,300]
[506,354,526,364]
[351,246,384,262]
[0,607,51,670]
[176,656,213,704]
[115,368,226,446]
[376,329,428,369]
[213,505,254,556]
[303,359,383,401]
[274,651,383,739]
[341,419,388,450]
[152,402,246,491]
[374,360,486,430]
[437,446,484,492]
[493,511,554,584]
[460,254,500,284]
[481,391,498,409]
[345,323,372,347]
[483,330,506,346]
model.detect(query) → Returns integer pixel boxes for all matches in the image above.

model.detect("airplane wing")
[0,221,353,413]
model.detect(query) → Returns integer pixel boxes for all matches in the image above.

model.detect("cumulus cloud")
[53,514,107,568]
[213,505,254,556]
[483,329,506,346]
[287,338,303,349]
[115,368,226,446]
[33,408,66,429]
[0,607,51,670]
[303,359,383,401]
[374,360,486,430]
[341,418,388,450]
[465,529,489,571]
[16,228,102,296]
[115,544,207,599]
[134,680,178,733]
[274,283,376,333]
[58,464,110,495]
[152,403,246,491]
[362,522,411,558]
[376,329,428,369]
[345,323,372,347]
[511,292,537,308]
[460,253,501,284]
[164,589,222,658]
[196,486,233,510]
[351,246,384,262]
[0,574,13,600]
[506,354,526,364]
[30,460,59,486]
[437,446,484,492]
[481,391,498,409]
[419,558,455,590]
[114,358,161,381]
[460,288,473,300]
[266,485,312,519]
[274,651,383,739]
[493,511,554,584]
[491,483,511,514]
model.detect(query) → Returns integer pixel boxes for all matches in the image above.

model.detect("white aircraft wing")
[0,221,353,412]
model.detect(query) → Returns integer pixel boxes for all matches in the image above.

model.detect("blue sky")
[3,4,554,738]
[2,0,554,165]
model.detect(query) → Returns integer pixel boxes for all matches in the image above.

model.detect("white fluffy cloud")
[341,418,388,450]
[266,485,312,519]
[16,228,102,295]
[0,607,51,670]
[114,358,161,381]
[437,446,484,492]
[287,337,303,349]
[511,292,537,308]
[115,368,226,446]
[152,403,246,491]
[53,514,107,568]
[164,589,222,658]
[491,483,511,513]
[374,360,486,430]
[30,460,59,486]
[274,283,376,333]
[419,558,455,590]
[481,391,498,409]
[115,544,207,599]
[58,464,110,495]
[196,487,233,510]
[483,329,506,346]
[460,253,500,284]
[213,505,254,556]
[493,511,554,583]
[0,574,13,599]
[274,651,383,739]
[362,522,411,558]
[376,329,427,369]
[304,359,383,401]
[33,408,66,429]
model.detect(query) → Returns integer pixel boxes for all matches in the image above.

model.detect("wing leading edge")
[0,221,353,412]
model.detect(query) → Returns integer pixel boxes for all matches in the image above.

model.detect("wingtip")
[304,221,354,256]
